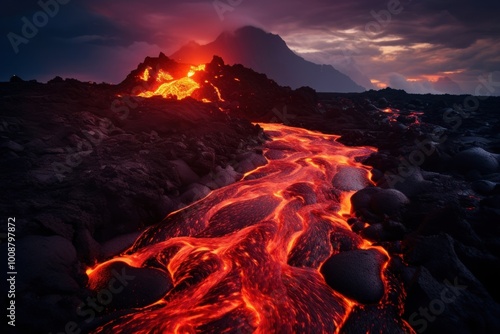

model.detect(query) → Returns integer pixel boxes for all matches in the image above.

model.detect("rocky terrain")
[1,56,500,333]
[290,89,500,333]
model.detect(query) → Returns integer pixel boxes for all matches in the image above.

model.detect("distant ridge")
[171,26,365,93]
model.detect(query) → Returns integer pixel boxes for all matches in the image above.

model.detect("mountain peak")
[217,25,274,38]
[171,26,365,93]
[233,25,279,38]
[235,25,267,33]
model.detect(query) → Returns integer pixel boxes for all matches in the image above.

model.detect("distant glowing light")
[421,75,440,82]
[411,43,433,50]
[442,69,465,75]
[370,79,387,89]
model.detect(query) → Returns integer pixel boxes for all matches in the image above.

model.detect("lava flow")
[137,64,207,100]
[382,107,424,125]
[132,60,226,104]
[87,124,413,333]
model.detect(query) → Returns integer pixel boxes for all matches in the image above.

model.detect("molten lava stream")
[88,123,408,333]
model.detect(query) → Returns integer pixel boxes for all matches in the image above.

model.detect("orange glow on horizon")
[371,79,387,89]
[421,75,440,82]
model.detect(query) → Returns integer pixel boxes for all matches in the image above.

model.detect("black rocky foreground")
[1,59,500,334]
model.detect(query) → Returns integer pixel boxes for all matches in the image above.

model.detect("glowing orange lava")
[381,107,423,126]
[89,124,413,333]
[138,64,206,100]
[139,67,151,81]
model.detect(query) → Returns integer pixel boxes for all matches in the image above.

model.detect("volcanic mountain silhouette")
[171,26,365,93]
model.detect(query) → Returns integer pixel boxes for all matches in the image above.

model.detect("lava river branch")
[85,123,414,334]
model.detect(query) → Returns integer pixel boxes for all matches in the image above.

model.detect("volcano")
[171,26,365,93]
[118,52,320,120]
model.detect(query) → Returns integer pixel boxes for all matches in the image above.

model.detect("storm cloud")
[1,0,499,94]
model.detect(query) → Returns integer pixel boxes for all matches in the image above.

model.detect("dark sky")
[2,0,499,94]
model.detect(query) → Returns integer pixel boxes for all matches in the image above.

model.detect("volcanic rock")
[320,248,388,304]
[342,303,414,334]
[349,187,380,213]
[404,235,500,333]
[370,189,410,215]
[100,232,142,260]
[332,166,370,191]
[74,226,102,264]
[360,223,385,241]
[471,180,498,194]
[179,183,211,203]
[14,236,80,293]
[169,159,200,186]
[351,187,409,218]
[88,261,172,311]
[452,147,499,175]
[329,225,365,252]
[2,140,24,152]
[383,167,431,197]
[34,213,74,239]
[234,151,268,173]
[200,165,242,190]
